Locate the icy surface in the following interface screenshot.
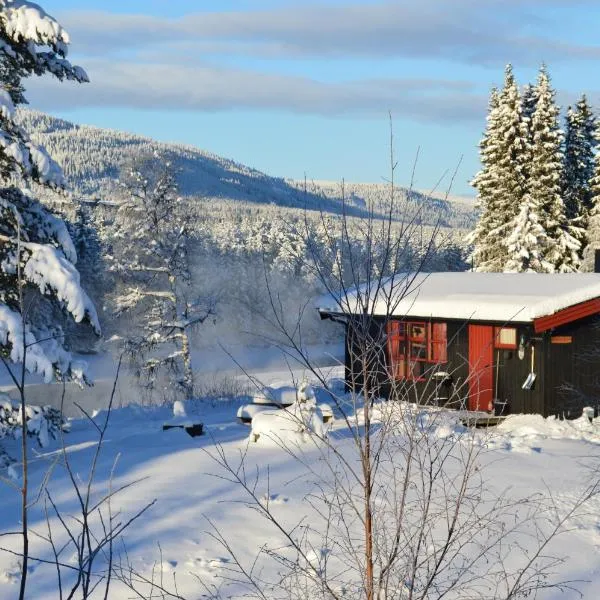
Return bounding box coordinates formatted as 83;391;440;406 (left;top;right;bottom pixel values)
318;272;600;323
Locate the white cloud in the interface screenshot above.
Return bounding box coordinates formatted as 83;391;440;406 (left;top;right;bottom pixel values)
25;59;486;122
34;1;595;120
59;2;600;65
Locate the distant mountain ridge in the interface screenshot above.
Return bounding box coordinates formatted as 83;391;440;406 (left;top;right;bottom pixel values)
17;109;475;228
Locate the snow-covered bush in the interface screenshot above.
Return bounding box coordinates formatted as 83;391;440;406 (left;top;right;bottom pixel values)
0;392;65;451
0;390;65;469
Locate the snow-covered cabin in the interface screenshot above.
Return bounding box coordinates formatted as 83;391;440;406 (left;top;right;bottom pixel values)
318;272;600;418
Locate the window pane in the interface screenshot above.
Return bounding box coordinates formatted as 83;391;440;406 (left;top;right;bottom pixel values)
495;327;517;348
410;323;426;341
410;342;427;360
387;321;407;380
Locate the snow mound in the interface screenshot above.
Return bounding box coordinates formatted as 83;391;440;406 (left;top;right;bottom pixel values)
251;403;325;446
496;414;600;443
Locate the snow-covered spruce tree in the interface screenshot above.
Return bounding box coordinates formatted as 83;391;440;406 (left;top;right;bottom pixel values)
62;200;106;351
562;95;596;259
521;82;538;125
0;2;99;382
467;87;502;270
108;155;216;402
583;121;600;270
505;193;553;272
528;66;581;272
469;65;529;271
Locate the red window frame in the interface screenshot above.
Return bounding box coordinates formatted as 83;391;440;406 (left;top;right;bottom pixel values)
408;322;427;362
386;321;407;380
494;327;517;349
386;320;448;381
431;323;448;362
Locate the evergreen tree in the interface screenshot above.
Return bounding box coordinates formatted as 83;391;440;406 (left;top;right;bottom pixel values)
470;65;529;271
520;83;538;183
521;83;538;123
528;66;581;272
0;2;99;381
582;121;600;271
563;96;596;218
562;95;596;260
505;194;552;272
63;200;106;351
467;88;500;270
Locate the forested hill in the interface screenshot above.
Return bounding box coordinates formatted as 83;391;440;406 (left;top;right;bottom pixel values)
17;109;475;228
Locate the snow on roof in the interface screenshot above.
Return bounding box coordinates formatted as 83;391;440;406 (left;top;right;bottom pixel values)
317;272;600;323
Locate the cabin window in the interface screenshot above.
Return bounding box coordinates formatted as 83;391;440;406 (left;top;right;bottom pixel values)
494;327;517;349
386;320;448;381
431;323;448;362
409;322;427;361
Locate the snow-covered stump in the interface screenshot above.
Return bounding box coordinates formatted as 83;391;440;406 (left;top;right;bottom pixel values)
162;400;204;438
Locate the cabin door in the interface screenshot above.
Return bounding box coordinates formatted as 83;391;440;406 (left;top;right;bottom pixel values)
468;325;494;411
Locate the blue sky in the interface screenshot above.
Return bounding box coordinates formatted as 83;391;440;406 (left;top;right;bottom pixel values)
26;1;600;196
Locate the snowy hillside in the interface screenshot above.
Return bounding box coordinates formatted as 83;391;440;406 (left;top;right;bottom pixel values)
17;110;475;227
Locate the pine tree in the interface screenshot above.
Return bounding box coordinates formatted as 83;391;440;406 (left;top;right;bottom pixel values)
521;83;538;184
582;121;600;270
528;66;581;272
468;88;501;270
563;96;596;217
505;193;552;272
469;65;529;271
522;83;538;124
0;2;99;382
562;95;596;260
108;155;216;402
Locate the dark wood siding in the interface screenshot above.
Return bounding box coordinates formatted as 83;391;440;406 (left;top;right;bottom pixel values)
342;313;600;418
543;315;600;418
494;325;544;416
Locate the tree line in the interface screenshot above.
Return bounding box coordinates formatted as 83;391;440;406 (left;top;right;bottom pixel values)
470;64;600;272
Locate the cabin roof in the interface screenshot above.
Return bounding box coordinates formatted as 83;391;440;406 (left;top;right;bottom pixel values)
317;272;600;325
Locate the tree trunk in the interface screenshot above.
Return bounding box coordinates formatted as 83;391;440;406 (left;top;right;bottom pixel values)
180;328;194;401
362;354;374;600
18;345;28;600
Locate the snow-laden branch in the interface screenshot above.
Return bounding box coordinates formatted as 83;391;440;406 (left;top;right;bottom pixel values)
0;1;89;82
22;243;100;333
114;288;177;314
0;303;53;381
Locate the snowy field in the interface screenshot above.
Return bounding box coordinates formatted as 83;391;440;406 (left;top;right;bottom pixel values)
1;360;600;599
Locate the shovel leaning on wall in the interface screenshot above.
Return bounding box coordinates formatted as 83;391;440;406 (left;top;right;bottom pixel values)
522;345;536;390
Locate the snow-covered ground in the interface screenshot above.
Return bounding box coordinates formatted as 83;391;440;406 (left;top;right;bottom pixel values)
1;362;600;599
